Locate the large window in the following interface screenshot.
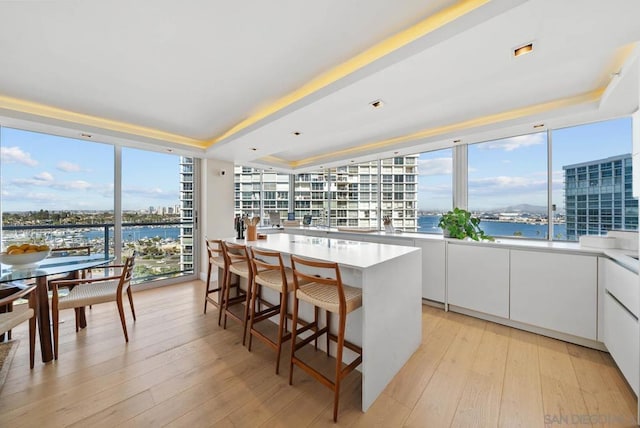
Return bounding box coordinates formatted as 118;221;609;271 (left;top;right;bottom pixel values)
468;132;549;239
553;117;635;241
235;166;290;226
417;148;452;234
1;127;197;283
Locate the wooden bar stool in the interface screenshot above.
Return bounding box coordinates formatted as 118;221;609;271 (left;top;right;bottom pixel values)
289;255;363;423
203;239;226;326
247;247;296;374
221;241;253;345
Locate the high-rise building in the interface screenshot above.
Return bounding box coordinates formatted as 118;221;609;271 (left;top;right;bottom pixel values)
179;157;195;272
563;154;638;241
234;155;419;231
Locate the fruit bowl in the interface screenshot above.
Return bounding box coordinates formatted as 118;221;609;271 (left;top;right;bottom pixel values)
0;248;51;269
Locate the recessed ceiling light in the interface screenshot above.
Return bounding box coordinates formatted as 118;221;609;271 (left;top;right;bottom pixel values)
369;99;384;108
393;151;399;155
166;149;173;153
533;123;545;128
453;139;462;143
293;131;302;136
513;42;533;57
80;133;92;138
251;147;257;151
350;160;355;163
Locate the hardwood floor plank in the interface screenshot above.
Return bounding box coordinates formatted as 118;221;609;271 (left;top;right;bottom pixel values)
404;314;486;427
498;328;545;428
450;321;510;428
1;281;636;428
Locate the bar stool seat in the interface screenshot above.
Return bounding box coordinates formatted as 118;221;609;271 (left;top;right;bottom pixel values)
297;282;362;314
255;267;294;291
289;255;363;423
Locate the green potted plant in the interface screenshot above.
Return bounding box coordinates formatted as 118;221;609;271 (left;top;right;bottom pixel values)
438;208;493;241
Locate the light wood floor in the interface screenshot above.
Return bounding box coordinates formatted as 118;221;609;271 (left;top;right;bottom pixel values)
1;280;637;427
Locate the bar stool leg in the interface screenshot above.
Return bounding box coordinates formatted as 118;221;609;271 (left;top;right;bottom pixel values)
241;277;253;346
289;294;300;385
247;280;259;352
222;269;233;329
333;309;347;423
275;289;287;374
217;266;226;326
203;259;212;314
326;310;331;357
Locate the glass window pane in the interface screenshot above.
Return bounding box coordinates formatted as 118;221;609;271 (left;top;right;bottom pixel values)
417;148;453;234
122;148;194;280
1;127;114;254
468;132;548;239
553;117;634;241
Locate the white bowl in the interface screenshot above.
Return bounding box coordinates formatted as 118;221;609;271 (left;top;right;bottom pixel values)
0;250;50;268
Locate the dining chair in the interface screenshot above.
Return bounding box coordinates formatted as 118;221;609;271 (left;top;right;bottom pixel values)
204;239;226;325
289;255;363;423
247;247;296;374
49;253;136;360
0;284;37;369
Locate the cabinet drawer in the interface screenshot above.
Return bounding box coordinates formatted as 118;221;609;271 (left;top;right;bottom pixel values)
604;292;639;395
603;258;639;317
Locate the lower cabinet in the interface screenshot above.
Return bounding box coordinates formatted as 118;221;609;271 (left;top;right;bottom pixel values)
604;292;639;395
415;240;446;302
447;244;509;318
510;250;597;340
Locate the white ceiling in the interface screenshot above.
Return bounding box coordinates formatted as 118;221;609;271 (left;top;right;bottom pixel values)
0;0;639;171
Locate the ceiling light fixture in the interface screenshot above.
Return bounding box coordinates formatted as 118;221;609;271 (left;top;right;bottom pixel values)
293;131;301;136
251;147;257;151
513;42;533;57
393;151;399;155
369;99;384;108
166;149;173;153
453;139;461;143
533;123;545;128
80;133;92;138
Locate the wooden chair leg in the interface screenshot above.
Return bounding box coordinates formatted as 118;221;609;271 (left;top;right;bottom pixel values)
333;311;347;423
29;308;36;369
204;261;212;314
241;278;253;346
127;287;136;321
275;291;287;375
247;280;259;352
326;310;331;357
217;267;226;327
222;269;232;329
289;295;300;386
53;302;59;360
74;308;80;332
116;297;129;342
314;306;319;351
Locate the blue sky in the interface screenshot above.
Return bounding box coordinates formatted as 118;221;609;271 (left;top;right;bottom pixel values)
418;117;633;212
1;117;633;213
1;127;180;212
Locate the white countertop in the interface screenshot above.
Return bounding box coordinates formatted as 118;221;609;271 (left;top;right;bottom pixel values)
282;226;639;273
231;233;419;269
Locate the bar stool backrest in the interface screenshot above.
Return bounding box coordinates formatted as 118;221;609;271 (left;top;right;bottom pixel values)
249;247;288;291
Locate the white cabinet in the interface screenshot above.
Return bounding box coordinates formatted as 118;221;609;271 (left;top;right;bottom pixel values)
604;293;639;395
510;250;597;340
447;244;509;318
414;240;446;302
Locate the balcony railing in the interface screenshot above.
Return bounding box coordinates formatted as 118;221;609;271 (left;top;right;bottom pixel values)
2;221;194;283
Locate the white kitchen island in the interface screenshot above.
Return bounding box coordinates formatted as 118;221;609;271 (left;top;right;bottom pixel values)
231;233;422;411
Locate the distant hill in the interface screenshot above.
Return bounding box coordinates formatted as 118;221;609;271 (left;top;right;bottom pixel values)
486;204;548;215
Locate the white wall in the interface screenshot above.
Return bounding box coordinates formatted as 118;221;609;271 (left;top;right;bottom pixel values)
200;158;235;280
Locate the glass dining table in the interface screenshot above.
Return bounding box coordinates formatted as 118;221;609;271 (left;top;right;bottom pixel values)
0;254;114;362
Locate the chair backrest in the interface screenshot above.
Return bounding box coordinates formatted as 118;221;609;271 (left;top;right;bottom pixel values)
290;255;346;310
221;241;250;267
250;247;287;290
0;284;37;334
50;245;91;257
206;239;224;260
117;253;136;294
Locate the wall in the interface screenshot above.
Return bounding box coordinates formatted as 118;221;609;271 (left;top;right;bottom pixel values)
200;158;235;280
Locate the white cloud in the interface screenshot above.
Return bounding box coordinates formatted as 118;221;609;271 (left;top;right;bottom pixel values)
35;172;54;182
418;157;452;176
123;186;178;200
59;180;92;190
477;133;545;152
56;161;83;172
469;175;547;195
0;146;38;166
